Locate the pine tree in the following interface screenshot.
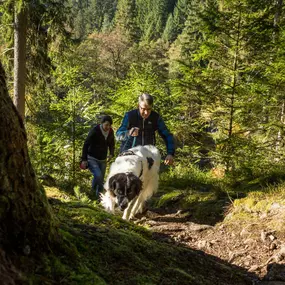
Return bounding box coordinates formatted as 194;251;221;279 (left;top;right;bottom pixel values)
136;0;173;41
167;0;212;163
266;0;285;156
114;0;140;42
69;0;117;37
0;0;71;120
13;1;28;120
169;0;285;171
27;51;103;187
163;0;191;42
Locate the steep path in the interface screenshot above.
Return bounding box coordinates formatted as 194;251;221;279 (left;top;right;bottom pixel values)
136;202;285;284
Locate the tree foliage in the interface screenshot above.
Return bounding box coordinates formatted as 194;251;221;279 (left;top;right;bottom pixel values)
1;0;285;187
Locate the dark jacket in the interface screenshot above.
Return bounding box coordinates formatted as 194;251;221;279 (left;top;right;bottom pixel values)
116;109;175;155
82;124;115;161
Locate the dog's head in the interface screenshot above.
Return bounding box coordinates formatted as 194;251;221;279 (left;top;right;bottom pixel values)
108;172;142;211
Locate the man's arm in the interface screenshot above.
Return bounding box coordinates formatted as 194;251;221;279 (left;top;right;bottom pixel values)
116;113;129;141
157;117;175;156
157;116;175;165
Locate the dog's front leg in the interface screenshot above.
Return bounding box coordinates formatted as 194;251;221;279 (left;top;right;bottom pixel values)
130;192;145;219
122;197;138;220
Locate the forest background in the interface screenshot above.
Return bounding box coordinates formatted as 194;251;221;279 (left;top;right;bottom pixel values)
1;0;285;193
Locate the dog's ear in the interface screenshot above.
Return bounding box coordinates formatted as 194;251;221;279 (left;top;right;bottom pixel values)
127;173;142;195
109;173;127;195
109;175;117;192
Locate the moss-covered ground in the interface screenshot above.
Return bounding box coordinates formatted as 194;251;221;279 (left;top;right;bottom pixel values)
15;185;256;285
14;162;285;284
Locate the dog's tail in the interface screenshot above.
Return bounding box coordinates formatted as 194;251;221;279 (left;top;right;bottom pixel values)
100;192;115;213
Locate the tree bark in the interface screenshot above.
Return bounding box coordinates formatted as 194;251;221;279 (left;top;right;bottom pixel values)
13;6;28;121
274;0;284;155
0;62;56;256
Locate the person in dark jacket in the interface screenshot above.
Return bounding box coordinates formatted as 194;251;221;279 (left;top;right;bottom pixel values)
116;93;174;165
81;115;115;199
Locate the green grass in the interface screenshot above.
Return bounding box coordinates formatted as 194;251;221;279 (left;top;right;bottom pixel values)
225;183;285;222
156;162;285;227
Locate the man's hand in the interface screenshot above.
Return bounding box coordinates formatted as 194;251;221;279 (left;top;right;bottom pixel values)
80;160;88;170
129;127;139;136
164;154;174;165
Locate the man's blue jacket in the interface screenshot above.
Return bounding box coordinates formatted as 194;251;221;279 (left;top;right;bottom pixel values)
116;109;175;155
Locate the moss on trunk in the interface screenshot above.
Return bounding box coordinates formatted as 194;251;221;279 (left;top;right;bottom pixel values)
0;62;57;254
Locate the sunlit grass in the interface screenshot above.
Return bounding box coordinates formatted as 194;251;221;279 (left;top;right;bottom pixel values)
157;162;285;227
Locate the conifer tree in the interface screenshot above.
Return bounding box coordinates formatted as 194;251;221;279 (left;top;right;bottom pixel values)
136;0;173;41
169;0;285;171
163;13;176;42
114;0;140;42
168;0;212;162
69;0;117;37
13;1;28;120
268;0;285;155
163;0;191;42
0;0;70;120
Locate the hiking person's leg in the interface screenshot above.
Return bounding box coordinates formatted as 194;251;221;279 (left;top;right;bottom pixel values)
87;156;104;200
96;160;107;200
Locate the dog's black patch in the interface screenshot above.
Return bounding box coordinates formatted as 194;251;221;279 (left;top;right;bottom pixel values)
146;157;154;169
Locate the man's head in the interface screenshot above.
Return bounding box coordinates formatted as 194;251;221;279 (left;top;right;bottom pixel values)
138;93;153;119
101;115;113;132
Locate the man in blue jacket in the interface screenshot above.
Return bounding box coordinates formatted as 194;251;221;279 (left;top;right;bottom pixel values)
116;93;174;165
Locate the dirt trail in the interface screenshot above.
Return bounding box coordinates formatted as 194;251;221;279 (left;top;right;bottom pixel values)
136;206;285;284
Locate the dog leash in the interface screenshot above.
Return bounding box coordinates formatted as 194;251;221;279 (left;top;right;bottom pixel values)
132;136;137;147
121;128;137;152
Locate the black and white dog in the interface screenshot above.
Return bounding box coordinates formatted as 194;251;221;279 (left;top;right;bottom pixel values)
101;145;161;221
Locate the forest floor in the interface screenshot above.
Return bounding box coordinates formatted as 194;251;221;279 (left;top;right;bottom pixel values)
38;181;285;285
135;188;285;284
40;185;257;285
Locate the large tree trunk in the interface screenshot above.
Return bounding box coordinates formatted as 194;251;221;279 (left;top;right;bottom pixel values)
13;5;28;121
0;62;56;281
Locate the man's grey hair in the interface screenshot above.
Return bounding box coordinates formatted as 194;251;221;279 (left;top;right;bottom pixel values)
138;93;153;106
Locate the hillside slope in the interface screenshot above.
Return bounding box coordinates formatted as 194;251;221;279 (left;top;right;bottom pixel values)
138;185;285;284
15;186;255;285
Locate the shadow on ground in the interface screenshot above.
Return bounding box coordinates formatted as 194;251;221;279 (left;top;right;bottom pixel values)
47;196;259;285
